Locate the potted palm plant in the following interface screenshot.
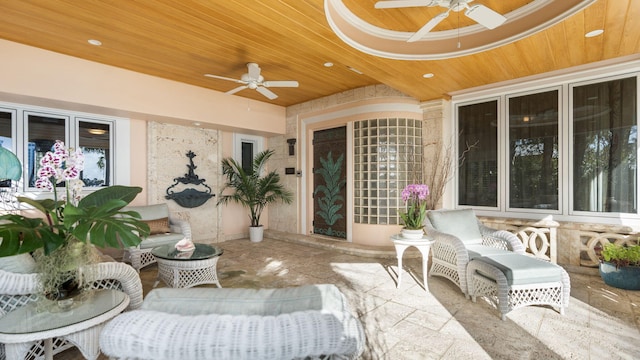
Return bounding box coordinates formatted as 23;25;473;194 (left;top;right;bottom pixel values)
217;149;293;242
596;242;640;290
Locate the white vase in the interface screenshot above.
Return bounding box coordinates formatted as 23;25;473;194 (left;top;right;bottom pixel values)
249;225;264;243
401;228;424;240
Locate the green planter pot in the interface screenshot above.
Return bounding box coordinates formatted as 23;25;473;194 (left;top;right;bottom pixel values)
599;261;640;290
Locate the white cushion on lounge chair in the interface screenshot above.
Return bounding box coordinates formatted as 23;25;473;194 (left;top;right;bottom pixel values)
427;209;483;244
474;253;563;286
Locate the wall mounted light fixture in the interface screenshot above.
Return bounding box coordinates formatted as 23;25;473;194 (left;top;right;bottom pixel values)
287;138;296;156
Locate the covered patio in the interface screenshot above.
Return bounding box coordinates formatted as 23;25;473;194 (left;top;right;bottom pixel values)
60;235;639;359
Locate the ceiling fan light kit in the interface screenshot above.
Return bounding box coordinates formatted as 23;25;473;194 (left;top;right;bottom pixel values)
205;62;299;100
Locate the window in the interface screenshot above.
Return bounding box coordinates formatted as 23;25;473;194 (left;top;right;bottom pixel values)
353;118;422;225
508;90;559;210
233;133;263;174
0;101;125;193
78;120;112;187
26;112;67;188
572;77;637;213
0;109;15;188
455;74;638;220
458;100;498;208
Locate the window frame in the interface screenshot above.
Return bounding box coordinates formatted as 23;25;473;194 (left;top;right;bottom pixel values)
452;64;640;225
504;86;563;216
568;73;639;219
0;101;129;196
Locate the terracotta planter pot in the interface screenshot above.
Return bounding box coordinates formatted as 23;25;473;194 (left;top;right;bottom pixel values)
599;261;640;290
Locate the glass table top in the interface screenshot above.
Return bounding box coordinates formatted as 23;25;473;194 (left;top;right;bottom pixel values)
151;243;223;261
0;289;127;335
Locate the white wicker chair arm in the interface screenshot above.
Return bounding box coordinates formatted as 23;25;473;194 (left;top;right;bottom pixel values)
0;269;39;296
478;224;526;254
169;218;192;241
82;262;143;310
100;309;365;360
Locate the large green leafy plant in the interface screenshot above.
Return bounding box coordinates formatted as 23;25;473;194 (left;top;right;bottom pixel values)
217;149;293;227
0;141;149;257
598;242;640;268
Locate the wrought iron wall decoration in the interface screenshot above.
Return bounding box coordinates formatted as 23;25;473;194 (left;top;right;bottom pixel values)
165;150;214;208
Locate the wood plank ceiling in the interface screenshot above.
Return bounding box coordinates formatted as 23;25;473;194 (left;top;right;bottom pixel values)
0;0;638;107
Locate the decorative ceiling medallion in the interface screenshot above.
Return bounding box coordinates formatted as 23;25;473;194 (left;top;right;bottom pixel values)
325;0;596;60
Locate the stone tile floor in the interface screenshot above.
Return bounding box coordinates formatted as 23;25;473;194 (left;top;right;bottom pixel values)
60;237;640;359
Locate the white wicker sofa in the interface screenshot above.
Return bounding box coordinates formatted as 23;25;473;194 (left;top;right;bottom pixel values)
0;252;142;360
122;203;191;271
100;284;365;360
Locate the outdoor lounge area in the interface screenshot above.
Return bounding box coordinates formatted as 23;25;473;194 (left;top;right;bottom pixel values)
1;1;640;359
49;235;639;360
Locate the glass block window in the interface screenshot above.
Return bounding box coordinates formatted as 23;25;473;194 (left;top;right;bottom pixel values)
353;118;423;225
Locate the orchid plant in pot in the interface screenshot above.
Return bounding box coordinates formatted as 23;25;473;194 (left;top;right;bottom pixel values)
399;184;429;239
0;141;149;302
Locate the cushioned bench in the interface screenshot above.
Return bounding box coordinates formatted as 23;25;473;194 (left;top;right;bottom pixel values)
122;203;191;271
99;284;365;360
467;253;570;320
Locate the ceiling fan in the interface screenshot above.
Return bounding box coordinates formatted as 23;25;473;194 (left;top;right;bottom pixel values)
205;62;299;100
375;0;507;43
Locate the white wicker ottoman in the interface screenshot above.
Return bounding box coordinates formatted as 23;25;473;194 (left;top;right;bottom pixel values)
467;253;570;320
100;284;365;360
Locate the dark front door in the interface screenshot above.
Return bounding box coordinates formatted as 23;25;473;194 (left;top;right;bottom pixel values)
313;126;347;239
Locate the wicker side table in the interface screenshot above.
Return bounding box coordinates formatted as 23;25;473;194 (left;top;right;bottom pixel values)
151;243;224;288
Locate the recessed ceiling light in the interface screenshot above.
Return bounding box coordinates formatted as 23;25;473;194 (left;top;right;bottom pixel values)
423;73;434;78
88;39;102;46
585;29;604;38
324;62;334;67
193;122;201;126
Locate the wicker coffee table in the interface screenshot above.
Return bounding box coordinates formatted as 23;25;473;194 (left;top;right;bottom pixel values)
151;243;223;288
0;289;129;360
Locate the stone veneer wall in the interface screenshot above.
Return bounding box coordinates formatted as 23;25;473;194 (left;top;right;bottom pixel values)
147;122;221;243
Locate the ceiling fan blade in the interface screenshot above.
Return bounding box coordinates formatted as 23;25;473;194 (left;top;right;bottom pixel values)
407;11;449;42
226;85;248;95
374;0;437;9
247;62;261;80
256;86;278;100
204;74;244;83
263;80;299;88
465;4;506;29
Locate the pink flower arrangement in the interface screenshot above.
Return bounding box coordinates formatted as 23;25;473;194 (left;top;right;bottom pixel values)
36;140;84;204
400;184;430;230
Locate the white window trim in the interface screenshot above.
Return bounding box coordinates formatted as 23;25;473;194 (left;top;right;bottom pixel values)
451;60;640;227
233;133;264;165
0;101;131;196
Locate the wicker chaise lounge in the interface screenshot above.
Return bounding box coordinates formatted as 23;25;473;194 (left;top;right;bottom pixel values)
426;209;570;320
100;284;365;360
